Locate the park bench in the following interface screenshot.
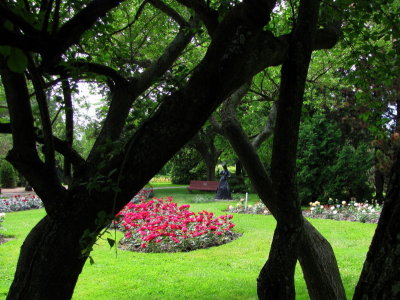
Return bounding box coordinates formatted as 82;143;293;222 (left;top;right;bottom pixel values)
187;180;219;192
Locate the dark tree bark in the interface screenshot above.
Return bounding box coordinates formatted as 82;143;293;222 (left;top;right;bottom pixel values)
257;0;322;298
353;147;400;299
61;76;73;185
374;155;385;205
189;128;221;181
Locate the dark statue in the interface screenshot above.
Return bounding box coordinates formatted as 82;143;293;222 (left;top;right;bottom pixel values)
215;163;232;200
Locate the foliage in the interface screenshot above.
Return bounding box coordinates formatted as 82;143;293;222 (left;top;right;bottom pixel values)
297;113;374;205
116;197;237;253
0;160;17;188
170;147;207;184
0;194;43;213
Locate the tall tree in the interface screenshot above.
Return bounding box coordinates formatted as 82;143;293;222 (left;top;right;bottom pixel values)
0;1;340;299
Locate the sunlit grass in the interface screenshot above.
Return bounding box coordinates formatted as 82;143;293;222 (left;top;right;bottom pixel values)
0;189;376;299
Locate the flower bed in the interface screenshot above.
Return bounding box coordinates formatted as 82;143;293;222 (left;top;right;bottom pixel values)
303;200;381;223
116;197;240;253
0;194;44;213
0;212;4;230
0;212;5;244
226;199;382;223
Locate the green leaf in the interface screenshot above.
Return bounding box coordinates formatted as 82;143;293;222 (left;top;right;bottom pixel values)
7;48;28;73
107;238;115;248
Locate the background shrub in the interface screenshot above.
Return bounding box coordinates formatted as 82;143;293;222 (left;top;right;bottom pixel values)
0;160;17;188
170;147;207;184
297;113;374;204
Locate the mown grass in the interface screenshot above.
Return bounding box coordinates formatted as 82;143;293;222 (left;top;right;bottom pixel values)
0;188;376;299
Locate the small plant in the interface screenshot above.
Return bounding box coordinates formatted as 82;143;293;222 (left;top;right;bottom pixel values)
116;197;239;253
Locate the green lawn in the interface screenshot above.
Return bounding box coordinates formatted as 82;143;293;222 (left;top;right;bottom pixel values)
0;189;376;299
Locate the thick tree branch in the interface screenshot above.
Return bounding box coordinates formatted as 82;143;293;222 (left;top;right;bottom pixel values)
50;61;128;86
42;0;126;66
87;18;198;164
0;28;46;52
0;65;67;215
0;2;41;36
175;0;218;35
0;122;86;173
252;101;277;149
208;116;223;134
28;59;57;173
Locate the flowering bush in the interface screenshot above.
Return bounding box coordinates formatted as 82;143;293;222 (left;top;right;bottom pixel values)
226;199;271;215
0;194;43;212
304;200;382;223
116;197;239;253
226;198;382;223
131;187;154;203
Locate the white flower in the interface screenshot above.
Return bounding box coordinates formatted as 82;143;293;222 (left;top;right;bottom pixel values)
354;203;359;207
310;207;315;211
0;213;5;217
333;210;337;214
320;205;324;209
330;206;335;210
336;204;340;208
342;201;347;205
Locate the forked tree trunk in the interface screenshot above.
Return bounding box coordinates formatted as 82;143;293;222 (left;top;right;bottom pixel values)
257;220;304;299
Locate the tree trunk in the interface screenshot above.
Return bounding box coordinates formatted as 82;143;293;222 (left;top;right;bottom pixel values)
205;157;217;181
374;166;384;205
299;221;346;300
62;77;73;186
258;220;303;300
235;159;243;176
6;215;89;300
353;149;400;299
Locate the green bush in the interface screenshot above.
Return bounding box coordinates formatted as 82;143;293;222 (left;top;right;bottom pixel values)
0;160;17;188
229;175;255;193
170;147;207;184
297;113;373;205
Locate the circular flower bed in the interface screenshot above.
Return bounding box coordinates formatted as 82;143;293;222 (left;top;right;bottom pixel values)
116;197;240;253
